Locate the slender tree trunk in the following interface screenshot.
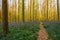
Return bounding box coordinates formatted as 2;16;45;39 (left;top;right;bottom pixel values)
22;0;25;25
2;0;8;35
47;0;48;21
13;0;16;23
33;0;34;21
18;0;20;22
34;0;37;21
57;0;59;21
30;0;31;21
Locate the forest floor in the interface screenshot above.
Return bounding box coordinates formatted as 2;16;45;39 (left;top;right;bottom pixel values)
37;22;52;40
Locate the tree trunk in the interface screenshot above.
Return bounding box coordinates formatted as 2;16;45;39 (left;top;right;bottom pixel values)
47;0;48;21
30;0;31;21
22;0;25;25
33;0;34;21
2;0;8;35
57;0;59;21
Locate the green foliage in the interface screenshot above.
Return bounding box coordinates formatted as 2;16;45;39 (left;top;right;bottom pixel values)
44;21;60;40
0;22;40;40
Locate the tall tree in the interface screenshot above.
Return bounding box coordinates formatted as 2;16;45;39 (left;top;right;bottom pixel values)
18;0;21;21
33;0;35;21
22;0;25;25
47;0;48;20
29;0;32;21
30;0;31;21
2;0;8;35
0;9;2;24
34;0;38;21
18;0;20;21
57;0;59;21
12;0;16;22
30;0;33;21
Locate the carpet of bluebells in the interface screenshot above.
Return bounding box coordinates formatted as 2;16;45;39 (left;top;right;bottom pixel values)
0;21;60;40
0;21;40;40
43;21;60;40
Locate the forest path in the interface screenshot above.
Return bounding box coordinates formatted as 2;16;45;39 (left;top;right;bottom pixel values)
37;22;52;40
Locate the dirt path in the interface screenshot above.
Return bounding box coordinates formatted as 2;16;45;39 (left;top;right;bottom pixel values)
37;22;52;40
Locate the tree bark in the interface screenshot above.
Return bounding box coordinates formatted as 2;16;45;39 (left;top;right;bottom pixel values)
47;0;48;21
57;0;59;21
33;0;34;21
2;0;8;35
30;0;31;21
22;0;25;25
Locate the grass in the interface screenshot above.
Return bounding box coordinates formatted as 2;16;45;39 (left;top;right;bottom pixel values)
43;21;60;40
0;21;40;40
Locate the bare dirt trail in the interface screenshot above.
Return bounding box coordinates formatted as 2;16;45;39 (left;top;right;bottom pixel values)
37;22;52;40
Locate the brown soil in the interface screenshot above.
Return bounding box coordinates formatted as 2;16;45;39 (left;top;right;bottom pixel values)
37;22;52;40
